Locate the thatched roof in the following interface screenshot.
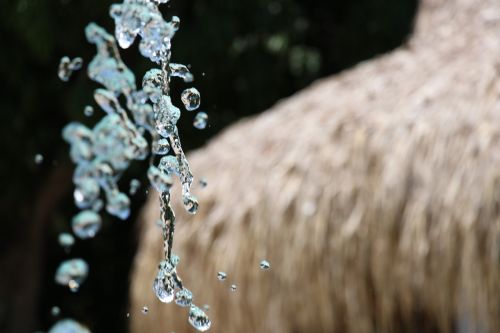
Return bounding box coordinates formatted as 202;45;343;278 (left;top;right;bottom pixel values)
130;0;500;332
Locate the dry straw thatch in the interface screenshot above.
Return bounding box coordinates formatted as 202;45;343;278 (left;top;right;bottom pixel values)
130;0;500;332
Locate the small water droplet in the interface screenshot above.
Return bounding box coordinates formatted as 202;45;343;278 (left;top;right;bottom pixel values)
51;306;61;317
217;271;227;281
193;112;208;130
188;305;211;332
199;178;207;188
181;88;201;111
68;280;80;292
230;284;237;292
259;260;271;270
48;319;90;333
72;210;102;239
58;56;82;81
183;193;199;214
84;106;94;117
58;233;75;252
141;306;149;315
202;304;210;312
129;179;141;195
34;154;44;165
126;312;130;318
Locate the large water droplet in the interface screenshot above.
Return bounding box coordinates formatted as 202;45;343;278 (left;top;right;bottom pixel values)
175;288;193;307
259;260;270;270
48;319;90;333
181;88;201;111
55;259;89;291
72;210;102;239
188;305;211;332
193;112;208;130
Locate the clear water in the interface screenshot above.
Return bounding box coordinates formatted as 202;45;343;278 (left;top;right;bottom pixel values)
61;0;210;330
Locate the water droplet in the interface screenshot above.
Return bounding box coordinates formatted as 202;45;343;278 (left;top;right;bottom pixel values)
69;57;83;71
48;319;90;333
199;178;208;188
126;312;130;318
188;305;211;332
217;271;227;281
51;306;61;317
154;95;181;137
203;304;210;312
55;259;89;291
106;192;131;220
72;210;102;239
142;69;163;104
182;193;199;214
193;112;208;130
171;16;180;31
181;88;201;111
175;288;193;307
148;165;173;193
58;233;75;251
141;306;149;315
58;56;82;81
84;106;94;117
68;280;80;292
230;284;237;292
259;260;271;270
152;138;170;155
58;56;71;81
129;179;141;195
170;63;193;82
153;261;176;303
34;154;44;164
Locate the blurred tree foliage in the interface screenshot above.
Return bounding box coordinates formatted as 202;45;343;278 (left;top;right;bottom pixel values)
0;0;417;332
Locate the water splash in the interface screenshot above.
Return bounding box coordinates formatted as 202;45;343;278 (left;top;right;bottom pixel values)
61;0;210;329
54;259;89;292
48;319;90;333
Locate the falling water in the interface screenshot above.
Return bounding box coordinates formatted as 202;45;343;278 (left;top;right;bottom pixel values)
59;0;210;330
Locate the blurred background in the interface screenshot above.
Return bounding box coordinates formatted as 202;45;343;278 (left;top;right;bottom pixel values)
0;0;418;332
